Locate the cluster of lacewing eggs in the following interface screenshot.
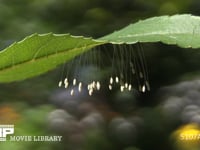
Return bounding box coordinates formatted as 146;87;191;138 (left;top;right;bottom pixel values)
57;44;150;96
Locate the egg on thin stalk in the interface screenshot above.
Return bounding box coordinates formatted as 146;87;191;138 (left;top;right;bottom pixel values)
57;44;150;96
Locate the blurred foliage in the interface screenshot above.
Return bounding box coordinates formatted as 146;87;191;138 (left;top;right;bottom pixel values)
1;0;200;150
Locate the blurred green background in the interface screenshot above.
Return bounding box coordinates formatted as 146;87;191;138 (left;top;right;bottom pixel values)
1;0;200;150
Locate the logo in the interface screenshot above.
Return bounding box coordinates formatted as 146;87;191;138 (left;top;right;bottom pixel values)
0;124;62;142
0;125;14;141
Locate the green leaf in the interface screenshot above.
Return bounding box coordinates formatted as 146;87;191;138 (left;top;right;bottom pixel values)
1;14;200;83
100;14;200;48
0;33;104;82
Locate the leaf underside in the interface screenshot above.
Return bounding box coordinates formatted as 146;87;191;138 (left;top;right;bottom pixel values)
0;33;103;82
100;14;200;48
1;14;200;83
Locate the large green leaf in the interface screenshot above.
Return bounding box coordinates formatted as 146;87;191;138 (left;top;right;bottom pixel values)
100;14;200;48
1;14;200;83
0;33;104;82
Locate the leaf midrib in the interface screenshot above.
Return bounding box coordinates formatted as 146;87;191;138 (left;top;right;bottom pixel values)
118;32;200;38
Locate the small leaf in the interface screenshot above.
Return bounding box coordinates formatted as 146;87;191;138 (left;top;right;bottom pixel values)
0;33;104;82
100;14;200;48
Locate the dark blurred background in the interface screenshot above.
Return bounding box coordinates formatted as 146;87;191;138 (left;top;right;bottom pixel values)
1;0;200;150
